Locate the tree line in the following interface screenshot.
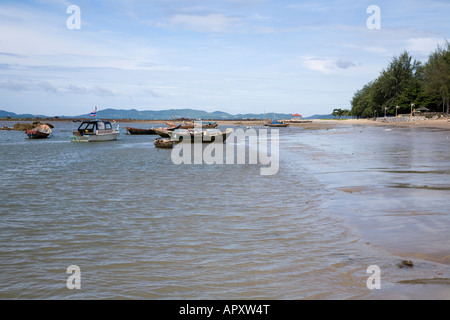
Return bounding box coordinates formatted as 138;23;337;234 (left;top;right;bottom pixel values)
348;41;450;118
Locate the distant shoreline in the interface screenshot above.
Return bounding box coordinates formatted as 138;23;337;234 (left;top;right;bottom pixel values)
2;117;450;129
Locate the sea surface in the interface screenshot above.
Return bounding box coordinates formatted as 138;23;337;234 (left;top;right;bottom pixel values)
0;120;449;300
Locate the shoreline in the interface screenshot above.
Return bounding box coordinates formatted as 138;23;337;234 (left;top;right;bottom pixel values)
2;117;450;129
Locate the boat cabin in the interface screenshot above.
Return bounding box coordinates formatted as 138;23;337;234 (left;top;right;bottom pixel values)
74;120;114;136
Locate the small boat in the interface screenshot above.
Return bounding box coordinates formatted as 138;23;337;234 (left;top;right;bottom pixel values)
196;121;219;129
263;120;289;127
153;125;181;138
125;127;157;135
70;120;120;142
169;128;233;143
166;121;194;129
166;121;218;129
154;138;174;149
26;124;52;139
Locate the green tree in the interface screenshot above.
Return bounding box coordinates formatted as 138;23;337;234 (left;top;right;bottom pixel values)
351;51;427;117
424;41;450;114
332;108;350;119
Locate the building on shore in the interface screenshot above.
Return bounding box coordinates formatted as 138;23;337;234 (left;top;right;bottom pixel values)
283;113;312;124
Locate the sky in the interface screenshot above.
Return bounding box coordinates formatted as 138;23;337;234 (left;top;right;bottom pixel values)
0;0;449;117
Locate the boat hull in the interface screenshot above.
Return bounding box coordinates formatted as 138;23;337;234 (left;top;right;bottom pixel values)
263;123;289;127
126;127;157;135
166;121;218;129
153;125;181;138
70;132;119;142
170;129;232;143
26;131;50;139
26;124;52;139
153;128;172;138
154;138;174;148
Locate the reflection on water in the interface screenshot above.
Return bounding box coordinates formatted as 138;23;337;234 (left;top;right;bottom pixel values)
0;121;449;299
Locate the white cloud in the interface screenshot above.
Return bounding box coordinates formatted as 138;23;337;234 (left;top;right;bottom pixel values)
303;56;335;74
302;56;357;74
0;79;115;96
406;37;447;55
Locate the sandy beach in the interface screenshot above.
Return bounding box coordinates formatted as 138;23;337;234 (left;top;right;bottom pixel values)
217;118;450;129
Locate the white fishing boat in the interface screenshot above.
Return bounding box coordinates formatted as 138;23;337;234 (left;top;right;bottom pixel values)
70;120;120;142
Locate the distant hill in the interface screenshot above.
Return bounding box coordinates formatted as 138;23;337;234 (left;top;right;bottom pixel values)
0;108;333;120
74;108;295;120
0;110;48;119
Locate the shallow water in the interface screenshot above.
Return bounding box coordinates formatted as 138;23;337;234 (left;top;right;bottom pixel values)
0;121;449;299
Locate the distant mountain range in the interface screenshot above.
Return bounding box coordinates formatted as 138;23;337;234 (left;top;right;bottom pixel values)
0;108;335;120
0;110;49;119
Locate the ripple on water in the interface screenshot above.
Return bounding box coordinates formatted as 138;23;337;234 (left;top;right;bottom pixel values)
1;122;449;299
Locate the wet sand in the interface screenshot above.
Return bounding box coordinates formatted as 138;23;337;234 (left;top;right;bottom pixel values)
225;118;450;129
291;122;450;299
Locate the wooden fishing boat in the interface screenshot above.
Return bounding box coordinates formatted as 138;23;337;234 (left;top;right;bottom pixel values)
125;127;157;135
166;121;218;129
70;120;120;142
26;124;52;139
263;121;289;127
166;121;194;129
153;124;181;138
169;128;233;143
198;121;219;129
154;138;174;149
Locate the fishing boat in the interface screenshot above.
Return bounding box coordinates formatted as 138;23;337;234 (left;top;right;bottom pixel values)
165;121;194;129
166;121;218;129
26;124;52;139
153;124;181;138
125;127;157;135
196;121;219;129
263;120;289;127
154;138;174;149
169;128;233;143
70;120;120;142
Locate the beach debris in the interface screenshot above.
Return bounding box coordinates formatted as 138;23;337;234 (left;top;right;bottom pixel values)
397;260;414;269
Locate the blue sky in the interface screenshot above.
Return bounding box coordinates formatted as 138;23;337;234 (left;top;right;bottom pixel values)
0;0;449;117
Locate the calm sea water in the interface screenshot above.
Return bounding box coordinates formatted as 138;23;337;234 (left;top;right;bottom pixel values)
0;121;449;300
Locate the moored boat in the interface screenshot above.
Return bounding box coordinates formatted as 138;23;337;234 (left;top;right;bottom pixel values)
195;121;219;129
125;127;157;135
166;121;194;129
166;121;218;129
263;120;289;127
154;138;174;148
153;124;181;138
70;120;120;142
169;128;233;143
26;124;52;139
